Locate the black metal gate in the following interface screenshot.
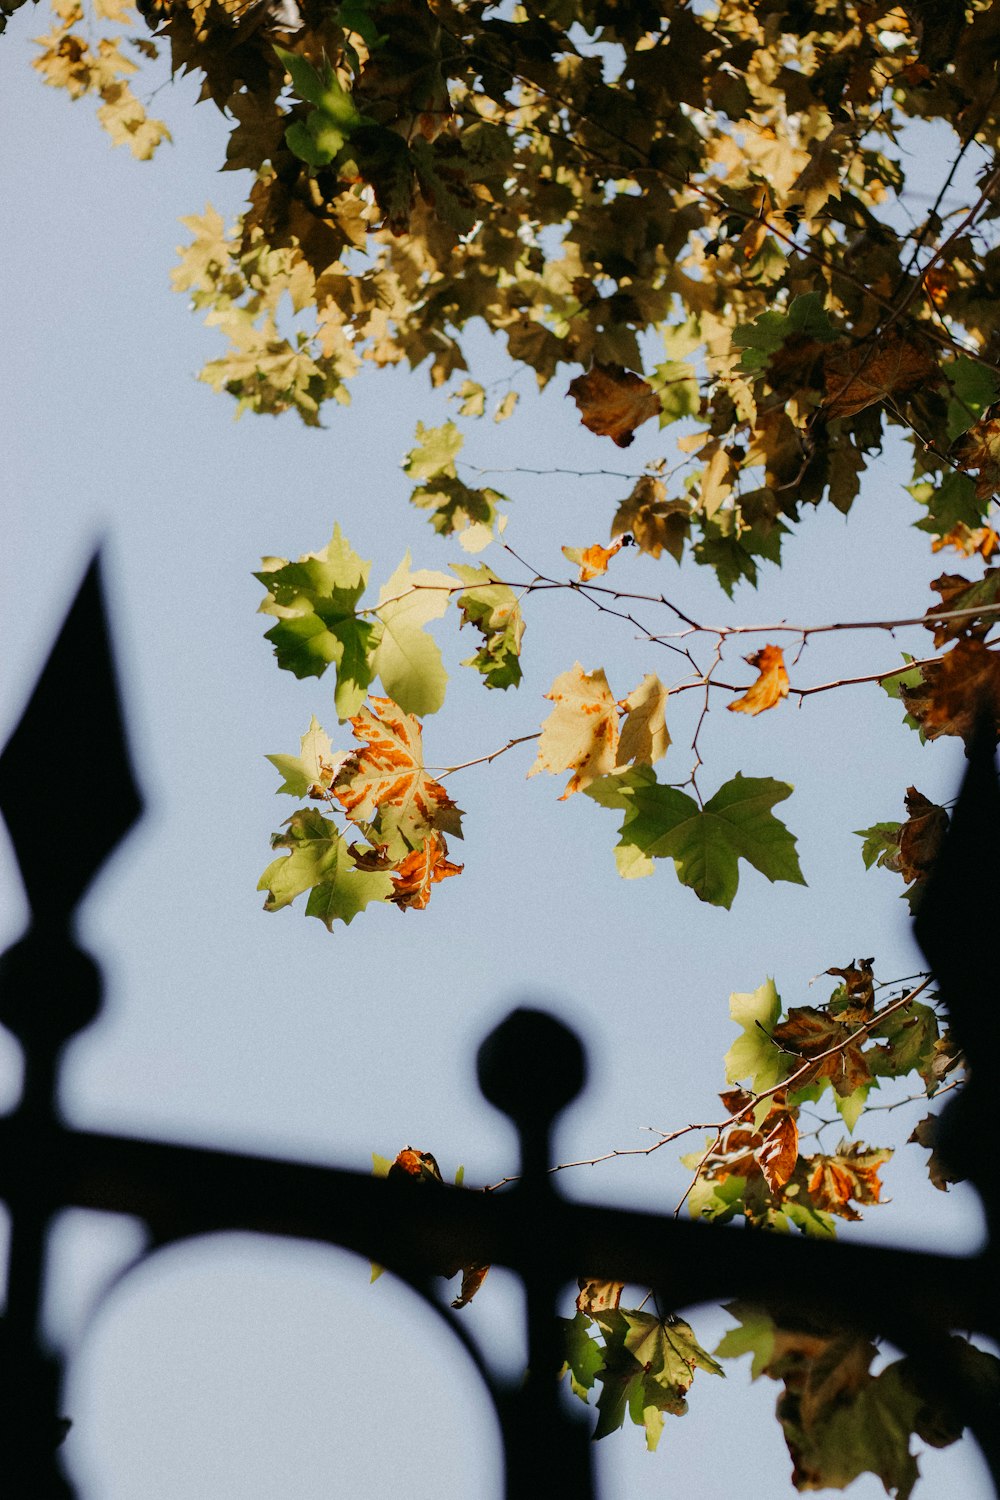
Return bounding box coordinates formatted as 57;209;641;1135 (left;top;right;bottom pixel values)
1;553;998;1497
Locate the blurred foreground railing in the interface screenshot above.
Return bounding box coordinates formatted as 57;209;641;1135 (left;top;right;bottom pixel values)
1;554;998;1497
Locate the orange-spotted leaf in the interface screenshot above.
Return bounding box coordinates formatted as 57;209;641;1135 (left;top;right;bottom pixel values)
727;645;789;716
617;673;670;767
389;1146;444;1184
389;832;463;910
823;334;937;419
576;1278;625;1315
803;1144;891;1220
562;539;623;581
568;363;661;447
528;663;619;798
333;696;463;857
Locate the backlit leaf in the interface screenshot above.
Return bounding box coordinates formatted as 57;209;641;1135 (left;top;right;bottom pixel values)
528;664;619;798
371;553;452;717
727;645;789;716
258;808;394;929
568;364;661;447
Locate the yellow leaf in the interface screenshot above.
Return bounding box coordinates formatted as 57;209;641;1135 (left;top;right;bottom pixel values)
617;674;670;767
528;663;619;798
561;539;622;581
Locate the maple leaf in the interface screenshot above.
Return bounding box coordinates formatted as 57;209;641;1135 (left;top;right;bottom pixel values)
576;1279;624;1316
257;808;394;929
255;525;377;718
950;403;1000;501
727;644;789;716
823;333;937;419
923;568;1000;646
591;1309;723;1451
908;1114;961;1192
452;564;525;689
900;638;1000;743
568;363;661;447
332;697;463;858
266;715;347;799
724;978;791;1096
894;787;948;883
560;1312;606;1404
802;1142;891;1219
371;552;452;717
528;664;619;799
931;524;1000;560
770;1006;871;1098
855;821;902;872
586;768;805;908
384;1146;489;1303
758;1111;799;1193
389;832;463;910
561;540;623;582
610;476;690;562
616;674;670;769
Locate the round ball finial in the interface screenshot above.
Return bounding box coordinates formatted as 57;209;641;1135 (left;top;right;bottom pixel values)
477;1007;587;1129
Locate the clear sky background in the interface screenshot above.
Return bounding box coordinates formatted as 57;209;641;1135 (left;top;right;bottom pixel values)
1;10;995;1497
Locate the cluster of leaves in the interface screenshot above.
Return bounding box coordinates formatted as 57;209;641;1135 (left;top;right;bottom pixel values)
256;521;812;925
25;0;999;591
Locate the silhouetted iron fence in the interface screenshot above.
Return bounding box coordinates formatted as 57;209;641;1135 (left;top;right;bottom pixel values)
1;555;998;1496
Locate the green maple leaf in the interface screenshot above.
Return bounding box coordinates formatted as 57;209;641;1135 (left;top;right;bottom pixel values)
724;977;790;1094
266;715;342;797
403;420;464;481
371;553;452;716
592;1309;723;1451
715;1303;778;1379
586;767;805;908
855;822;901;870
258;808;393;929
452;563;525;688
559;1312;605;1403
256;525;378;718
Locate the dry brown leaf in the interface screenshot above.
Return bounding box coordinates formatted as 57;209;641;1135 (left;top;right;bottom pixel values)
758;1112;799;1193
823;333;937;418
803;1145;890;1220
611;475;690;560
770;1008;871;1097
451;1263;490;1308
900;638;1000;743
568;362;661;447
950;405;1000;501
727;644;789;715
895;788;948;883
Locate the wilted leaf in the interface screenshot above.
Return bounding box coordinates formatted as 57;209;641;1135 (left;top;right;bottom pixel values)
389;831;463;910
908;1113;962;1192
900;639;1000;743
529;663;619;798
802;1142;891;1220
562;539;623;581
333;697;463;858
451;1263;490;1308
823;334;937;419
568;363;661;447
771;1007;871;1097
616;674;670;768
923;568;1000;646
727;644;789;716
611;476;690;561
950;403;1000;501
895;787;948;883
758;1111;799;1192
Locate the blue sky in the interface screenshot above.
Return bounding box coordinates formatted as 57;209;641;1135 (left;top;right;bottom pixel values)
1;12;995;1497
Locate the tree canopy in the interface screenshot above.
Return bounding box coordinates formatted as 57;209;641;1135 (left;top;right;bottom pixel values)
13;0;1000;1491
